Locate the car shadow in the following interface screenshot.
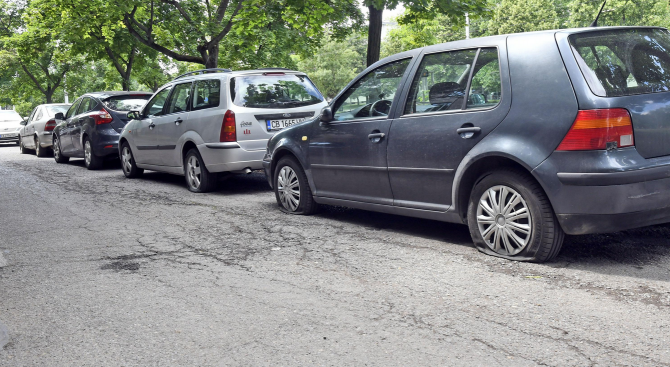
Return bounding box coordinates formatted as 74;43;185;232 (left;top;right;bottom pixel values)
138;170;273;195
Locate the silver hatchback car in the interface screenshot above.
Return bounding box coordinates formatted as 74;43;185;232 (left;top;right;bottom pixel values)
119;68;328;192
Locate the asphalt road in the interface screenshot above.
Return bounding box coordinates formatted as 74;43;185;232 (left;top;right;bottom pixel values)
0;143;669;366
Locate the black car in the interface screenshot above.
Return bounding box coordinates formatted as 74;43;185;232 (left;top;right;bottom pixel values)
53;92;152;169
264;26;670;263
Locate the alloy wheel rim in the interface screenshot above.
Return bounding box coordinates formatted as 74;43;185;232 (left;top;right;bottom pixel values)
84;141;91;165
476;185;532;256
186;155;201;189
35;138;39;154
122;147;132;174
277;166;300;211
54;137;59;158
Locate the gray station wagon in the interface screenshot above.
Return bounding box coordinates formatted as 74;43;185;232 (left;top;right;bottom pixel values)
263;26;670;262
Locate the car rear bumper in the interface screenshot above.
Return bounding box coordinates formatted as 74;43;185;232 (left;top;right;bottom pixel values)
263;159;273;188
91;128;120;157
37;132;53;148
534;148;670;235
198;142;265;173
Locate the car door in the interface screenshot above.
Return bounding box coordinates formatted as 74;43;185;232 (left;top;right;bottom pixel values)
154;81;192;167
71;97;93;153
133;86;173;165
59;99;82;153
386;46;511;211
308;58;413;205
22;107;38;147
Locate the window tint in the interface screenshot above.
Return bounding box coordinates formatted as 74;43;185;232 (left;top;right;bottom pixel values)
167;83;192;114
230;74;323;108
333;58;411;121
76;98;93;115
66;99;81;119
570;29;670;97
143;87;173;117
46;105;69;118
404;49;477;115
466;48;501;110
192;80;220;111
103;95;151;112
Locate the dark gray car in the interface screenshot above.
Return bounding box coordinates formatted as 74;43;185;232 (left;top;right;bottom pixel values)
263;26;670;262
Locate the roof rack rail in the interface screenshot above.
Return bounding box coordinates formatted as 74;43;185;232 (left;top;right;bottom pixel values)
258;67;292;71
173;68;232;80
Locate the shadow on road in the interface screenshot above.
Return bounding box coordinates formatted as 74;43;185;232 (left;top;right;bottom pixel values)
138;170;272;195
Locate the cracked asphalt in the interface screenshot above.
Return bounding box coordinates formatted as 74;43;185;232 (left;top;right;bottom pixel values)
0;144;670;366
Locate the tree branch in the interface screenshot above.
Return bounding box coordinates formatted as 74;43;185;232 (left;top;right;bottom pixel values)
123;14;205;64
211;0;243;44
215;0;231;24
160;0;195;25
18;61;47;95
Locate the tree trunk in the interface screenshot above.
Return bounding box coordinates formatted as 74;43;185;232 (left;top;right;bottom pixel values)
122;78;131;91
366;4;384;67
45;89;53;104
205;44;219;69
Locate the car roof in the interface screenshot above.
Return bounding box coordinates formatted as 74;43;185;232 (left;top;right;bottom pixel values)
171;68;306;83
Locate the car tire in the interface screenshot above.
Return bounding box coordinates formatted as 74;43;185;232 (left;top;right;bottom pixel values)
467;169;564;263
184;148;216;193
53;135;69;163
120;142;143;178
84;137;103;170
34;136;48;157
273;156;318;215
19;137;28;154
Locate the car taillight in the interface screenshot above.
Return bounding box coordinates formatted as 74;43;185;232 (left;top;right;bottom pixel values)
220;110;236;142
92;109;114;125
556;108;634;151
44;119;57;132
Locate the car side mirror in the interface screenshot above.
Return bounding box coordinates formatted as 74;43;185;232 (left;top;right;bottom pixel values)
127;111;141;120
20;120;27;126
54;112;64;120
320;107;333;124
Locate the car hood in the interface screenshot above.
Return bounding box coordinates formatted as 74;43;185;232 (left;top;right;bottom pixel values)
0;121;22;132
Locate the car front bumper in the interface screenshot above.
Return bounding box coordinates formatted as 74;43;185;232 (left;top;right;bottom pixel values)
0;133;19;143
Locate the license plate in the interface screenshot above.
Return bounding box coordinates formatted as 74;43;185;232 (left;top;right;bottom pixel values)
0;133;16;138
266;118;306;131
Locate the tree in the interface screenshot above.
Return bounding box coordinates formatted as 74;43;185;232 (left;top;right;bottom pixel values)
488;0;560;35
566;0;670;29
120;0;363;69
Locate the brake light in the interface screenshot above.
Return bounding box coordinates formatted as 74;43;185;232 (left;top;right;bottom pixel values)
556;109;634;151
263;72;285;76
92;109;114;125
44;119;57;132
220;110;237;142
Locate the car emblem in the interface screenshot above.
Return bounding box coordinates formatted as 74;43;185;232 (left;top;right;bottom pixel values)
283;113;291;118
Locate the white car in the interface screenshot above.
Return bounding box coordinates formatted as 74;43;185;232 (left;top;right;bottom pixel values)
0;110;24;145
19;103;70;156
119;68;328;192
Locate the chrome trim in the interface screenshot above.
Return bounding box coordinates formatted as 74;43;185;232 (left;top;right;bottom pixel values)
388;167;454;173
205;142;241;149
310;164;386;172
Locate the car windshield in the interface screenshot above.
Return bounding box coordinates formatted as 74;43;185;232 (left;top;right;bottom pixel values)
230;74;324;108
0;110;22;122
570;28;670;97
103;95;151;111
45;105;70;118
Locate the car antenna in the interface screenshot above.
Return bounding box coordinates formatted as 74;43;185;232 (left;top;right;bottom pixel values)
589;1;607;27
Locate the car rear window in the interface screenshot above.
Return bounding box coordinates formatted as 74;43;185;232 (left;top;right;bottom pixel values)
45;105;69;118
103;95;151;111
0;110;22;122
570;28;670;97
230;74;324;108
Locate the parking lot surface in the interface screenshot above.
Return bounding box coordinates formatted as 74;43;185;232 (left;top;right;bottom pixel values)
0;144;669;366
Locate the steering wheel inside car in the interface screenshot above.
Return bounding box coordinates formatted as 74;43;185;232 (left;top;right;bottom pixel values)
370;99;392;117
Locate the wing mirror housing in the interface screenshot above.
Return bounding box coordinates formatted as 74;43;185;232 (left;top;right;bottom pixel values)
320;107;333;124
127;111;141;120
20;120;27;126
54;112;64;120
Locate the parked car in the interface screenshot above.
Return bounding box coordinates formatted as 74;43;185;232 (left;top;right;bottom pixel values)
264;26;670;262
0;110;24;145
19;103;71;156
52;92;152;169
119;68;328;192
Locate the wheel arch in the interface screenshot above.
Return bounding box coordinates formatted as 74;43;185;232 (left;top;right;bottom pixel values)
181;140;199;163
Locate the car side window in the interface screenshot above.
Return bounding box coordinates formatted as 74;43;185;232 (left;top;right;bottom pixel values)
404;49;478;115
166;82;192;114
466;48;502;110
192;80;220;111
66;99;81;119
76;97;91;115
143;87;173;118
332;58;411;121
27;107;38;123
34;108;43;121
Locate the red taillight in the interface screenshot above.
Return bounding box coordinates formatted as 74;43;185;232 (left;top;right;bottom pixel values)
220;110;237;142
556;109;634;151
263;72;285;76
44;119;57;132
92;109;114;125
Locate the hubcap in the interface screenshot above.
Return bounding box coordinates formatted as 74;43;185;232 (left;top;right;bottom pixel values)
186;155;201;189
277;166;300;211
54;137;59;158
122;147;132;174
476;185;532;256
85;141;91;165
35;138;39;154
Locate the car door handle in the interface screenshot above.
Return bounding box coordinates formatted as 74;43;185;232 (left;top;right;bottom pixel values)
149;122;156;129
368;132;385;143
174;118;183;125
456;127;481;134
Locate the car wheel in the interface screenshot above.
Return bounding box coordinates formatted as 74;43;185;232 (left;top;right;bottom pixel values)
84;137;103;170
274;156;318;215
19;137;28;154
34;136;48;157
467;169;564;263
53;135;69;163
184;148;216;193
121;142;143;178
